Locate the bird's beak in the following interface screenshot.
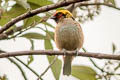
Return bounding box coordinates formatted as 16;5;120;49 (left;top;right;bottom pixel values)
50;16;56;20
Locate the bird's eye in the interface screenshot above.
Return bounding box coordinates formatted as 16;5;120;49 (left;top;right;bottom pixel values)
53;12;61;17
55;12;63;19
56;12;62;16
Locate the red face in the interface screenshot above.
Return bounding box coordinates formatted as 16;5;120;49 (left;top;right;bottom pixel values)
51;12;65;23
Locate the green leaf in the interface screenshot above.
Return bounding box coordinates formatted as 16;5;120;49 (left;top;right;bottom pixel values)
36;27;54;40
72;65;97;80
42;22;55;29
28;2;41;9
44;39;53;49
112;43;116;53
2;2;9;11
0;1;2;4
47;56;62;80
44;40;62;80
28;0;53;7
29;39;34;50
109;0;116;5
0;0;46;26
20;32;46;39
46;31;54;40
0;4;26;26
15;0;31;9
27;39;34;65
27;55;34;65
24;16;41;28
0;75;8;80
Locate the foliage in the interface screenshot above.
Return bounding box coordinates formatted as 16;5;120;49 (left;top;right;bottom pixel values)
0;75;8;80
72;66;97;80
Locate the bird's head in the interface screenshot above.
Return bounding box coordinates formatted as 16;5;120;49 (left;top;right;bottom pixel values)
51;10;74;23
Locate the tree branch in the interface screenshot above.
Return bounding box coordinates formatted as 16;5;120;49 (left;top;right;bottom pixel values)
0;27;22;40
0;50;120;60
0;0;88;34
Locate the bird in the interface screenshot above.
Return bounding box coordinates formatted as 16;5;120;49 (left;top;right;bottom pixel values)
51;10;84;76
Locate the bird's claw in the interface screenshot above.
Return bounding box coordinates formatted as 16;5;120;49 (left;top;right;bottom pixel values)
75;49;79;57
62;49;67;56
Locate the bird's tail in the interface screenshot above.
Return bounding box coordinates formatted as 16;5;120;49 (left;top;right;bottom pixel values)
63;56;72;76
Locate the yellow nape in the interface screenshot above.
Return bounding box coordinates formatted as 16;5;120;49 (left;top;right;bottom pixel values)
56;10;73;17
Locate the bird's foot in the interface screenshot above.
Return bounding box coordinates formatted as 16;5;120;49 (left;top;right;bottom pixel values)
62;49;67;56
75;48;79;57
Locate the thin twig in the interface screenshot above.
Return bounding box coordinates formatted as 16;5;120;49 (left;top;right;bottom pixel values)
35;27;54;40
89;58;104;72
0;50;28;80
7;20;37;39
37;56;58;80
76;2;120;10
8;58;28;80
14;57;43;80
0;27;22;40
8;25;33;39
82;48;104;72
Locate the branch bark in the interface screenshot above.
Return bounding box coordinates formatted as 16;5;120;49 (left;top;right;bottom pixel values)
0;0;88;34
0;50;120;60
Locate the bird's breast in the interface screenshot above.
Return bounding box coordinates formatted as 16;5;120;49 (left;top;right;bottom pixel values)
55;19;83;50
